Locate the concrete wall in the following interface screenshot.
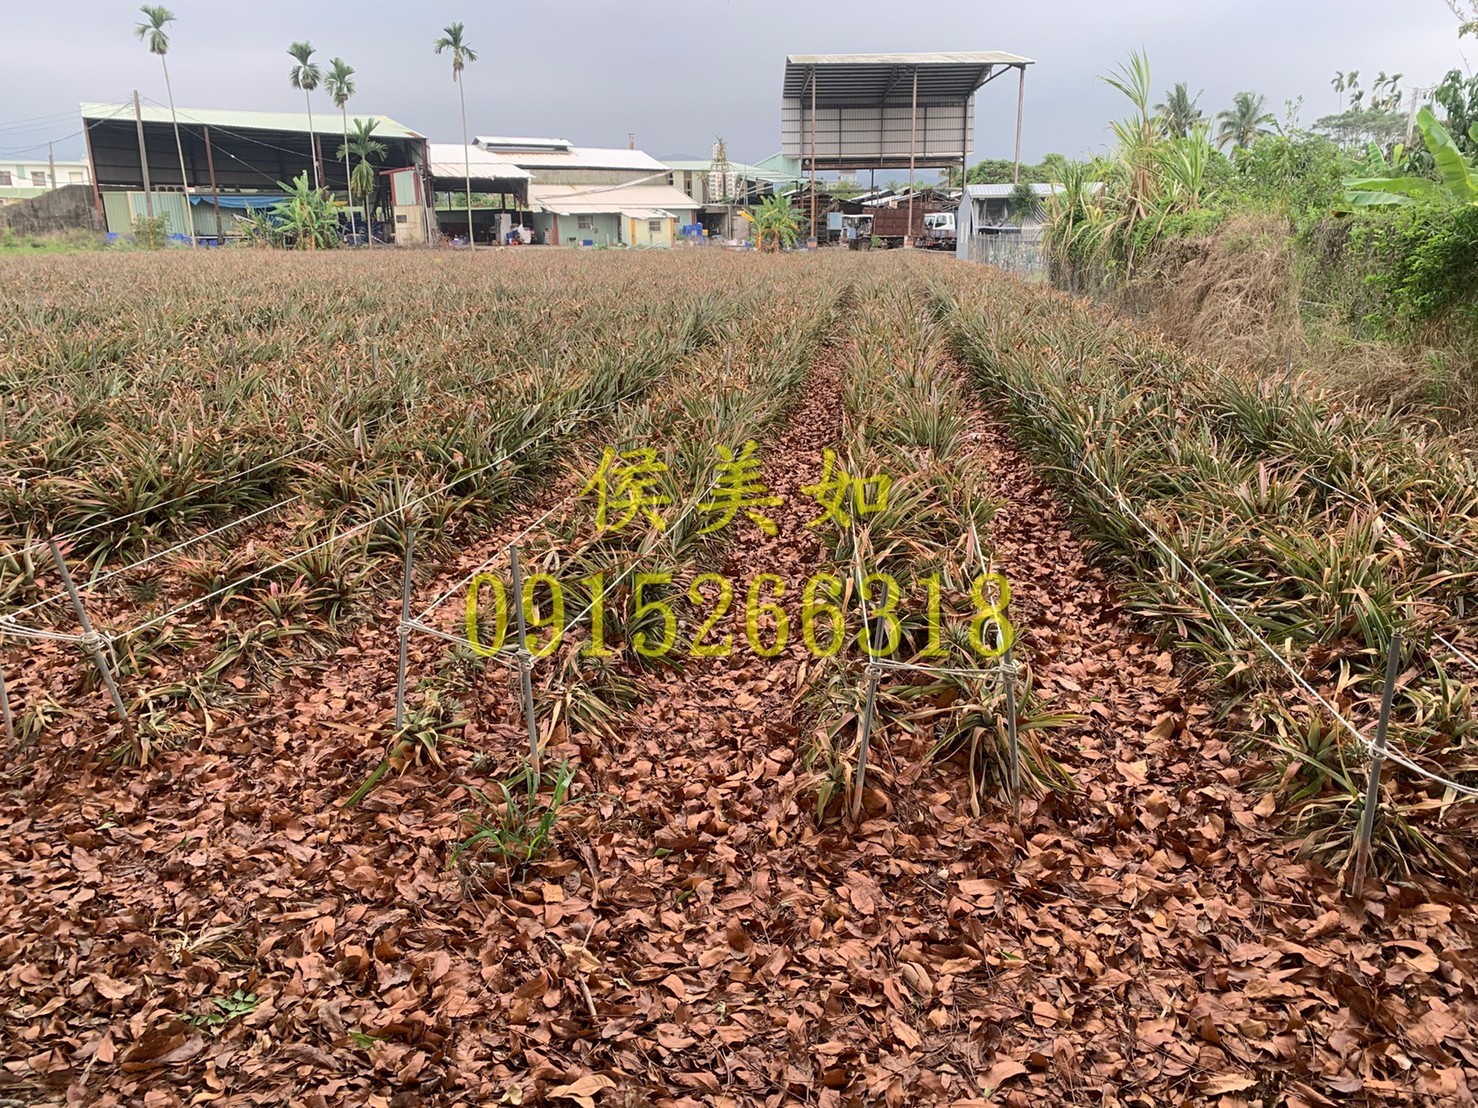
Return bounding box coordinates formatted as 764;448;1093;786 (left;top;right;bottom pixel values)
0;185;97;236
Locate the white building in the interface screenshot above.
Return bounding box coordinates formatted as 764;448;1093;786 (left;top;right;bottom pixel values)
0;158;90;203
472;136;699;247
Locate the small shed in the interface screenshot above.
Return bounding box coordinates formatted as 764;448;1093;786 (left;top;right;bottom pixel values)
426;143;531;244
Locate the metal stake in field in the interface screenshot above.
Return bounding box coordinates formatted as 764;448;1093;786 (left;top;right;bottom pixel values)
46;540;130;735
1352;629;1403;894
851;578;889;822
0;644;15;747
508;542;540;772
394;526;416;731
1003;643;1021;822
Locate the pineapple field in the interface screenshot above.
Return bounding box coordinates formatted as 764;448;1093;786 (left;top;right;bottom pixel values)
1;249;1476;1106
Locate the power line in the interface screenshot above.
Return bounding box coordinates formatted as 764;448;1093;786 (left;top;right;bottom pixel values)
0;131;83;157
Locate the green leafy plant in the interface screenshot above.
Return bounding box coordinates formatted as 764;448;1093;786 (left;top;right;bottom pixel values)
1344;107;1478;206
741;195;802;251
133;215;169;250
181;989;259;1034
452;760;576;887
337;117;385;240
270;173;340;250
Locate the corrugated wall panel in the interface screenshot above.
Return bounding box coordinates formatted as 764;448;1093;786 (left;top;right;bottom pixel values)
101;193;132;234
128;192;189;237
782;96;974;166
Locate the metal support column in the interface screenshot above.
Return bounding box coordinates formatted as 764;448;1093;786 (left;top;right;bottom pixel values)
809;64;818;244
906;67;918;247
1012;65;1027;185
851;579;890;821
0;645;14;747
1004;645;1021;821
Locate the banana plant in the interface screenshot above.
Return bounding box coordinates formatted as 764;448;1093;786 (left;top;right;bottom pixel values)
1344;107;1478;205
739;195;801;251
270;172;340;250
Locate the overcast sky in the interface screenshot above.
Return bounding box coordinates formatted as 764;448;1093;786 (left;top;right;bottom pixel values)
2;0;1472;172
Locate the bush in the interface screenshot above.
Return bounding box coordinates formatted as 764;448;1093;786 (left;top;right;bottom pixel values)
1229;133;1362;228
1322;204;1478;332
133;215;168;251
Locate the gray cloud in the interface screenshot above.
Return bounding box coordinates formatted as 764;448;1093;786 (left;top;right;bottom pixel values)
1;0;1471;170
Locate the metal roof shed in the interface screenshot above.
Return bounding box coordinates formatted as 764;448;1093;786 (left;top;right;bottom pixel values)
426;143;531;205
81;102;426;193
781;51;1031;172
781;51;1033;238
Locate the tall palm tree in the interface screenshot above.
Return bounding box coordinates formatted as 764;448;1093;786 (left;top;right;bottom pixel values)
338;118;386;243
1331;71;1347;112
1155;82;1205;138
325;58;356;237
134;5;195;245
1216;91;1276;151
287;41;322;189
434;22;478;248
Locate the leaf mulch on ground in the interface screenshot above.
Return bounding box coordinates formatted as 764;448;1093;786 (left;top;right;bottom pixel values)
2;346;1476;1107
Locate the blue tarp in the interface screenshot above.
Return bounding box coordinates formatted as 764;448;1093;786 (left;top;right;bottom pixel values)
188;194;288;209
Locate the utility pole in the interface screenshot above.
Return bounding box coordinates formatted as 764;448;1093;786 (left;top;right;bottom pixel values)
133;90;155;218
47;143;57;190
203;125;225;242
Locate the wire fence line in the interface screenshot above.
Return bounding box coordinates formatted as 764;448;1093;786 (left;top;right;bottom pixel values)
3;380;637;638
413;484;587;625
0;386;658;745
1302;471;1478;675
1305;470;1478;558
985;369;1478;804
6;494;301;622
1068;437;1478;801
8;407;405;563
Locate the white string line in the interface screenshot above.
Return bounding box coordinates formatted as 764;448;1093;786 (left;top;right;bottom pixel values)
0;617;87;645
401;615;518;668
110;390;650;642
1073;452;1478;800
1304;471;1478;561
3;371;656;650
874;657;1008;683
403;477;718;657
413;484;587;624
986;365;1478;797
6;494;301;621
556;476;722;642
12;411;397;560
114;434;550;640
1303;472;1478;675
1432;632;1478;675
4;384;619;625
